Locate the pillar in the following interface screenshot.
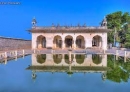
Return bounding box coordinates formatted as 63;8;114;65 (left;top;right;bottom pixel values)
62;38;65;49
32;34;37;49
102;33;107;50
73;40;76;49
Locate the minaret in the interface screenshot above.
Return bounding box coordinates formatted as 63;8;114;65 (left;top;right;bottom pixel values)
101;16;107;29
32;17;37;28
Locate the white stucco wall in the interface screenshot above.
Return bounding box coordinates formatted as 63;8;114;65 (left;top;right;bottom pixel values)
32;32;107;50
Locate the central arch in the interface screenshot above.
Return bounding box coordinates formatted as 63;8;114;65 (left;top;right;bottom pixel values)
76;35;85;48
37;35;46;49
53;35;62;48
65;35;73;48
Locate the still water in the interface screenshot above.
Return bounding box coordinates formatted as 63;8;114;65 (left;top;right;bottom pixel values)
0;53;130;92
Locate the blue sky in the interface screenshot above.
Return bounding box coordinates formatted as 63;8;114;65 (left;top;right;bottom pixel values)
0;0;130;40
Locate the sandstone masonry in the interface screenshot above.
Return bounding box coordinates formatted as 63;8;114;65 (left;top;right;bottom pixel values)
0;36;31;51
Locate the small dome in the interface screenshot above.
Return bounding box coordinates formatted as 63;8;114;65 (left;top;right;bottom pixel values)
32;17;37;25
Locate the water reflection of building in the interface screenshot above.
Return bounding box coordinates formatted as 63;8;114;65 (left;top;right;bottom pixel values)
32;52;107;67
27;51;108;80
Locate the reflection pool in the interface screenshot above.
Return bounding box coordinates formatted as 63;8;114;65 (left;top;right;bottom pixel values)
0;53;130;92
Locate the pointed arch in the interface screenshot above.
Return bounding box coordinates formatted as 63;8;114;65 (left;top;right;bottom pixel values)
92;35;102;48
76;35;85;48
53;35;62;48
65;35;73;48
37;35;46;49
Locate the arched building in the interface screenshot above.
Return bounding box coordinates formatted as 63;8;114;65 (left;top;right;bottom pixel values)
29;17;110;50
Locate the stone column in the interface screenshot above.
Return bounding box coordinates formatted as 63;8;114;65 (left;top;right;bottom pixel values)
62;39;65;49
102;39;107;50
73;40;76;49
32;34;37;49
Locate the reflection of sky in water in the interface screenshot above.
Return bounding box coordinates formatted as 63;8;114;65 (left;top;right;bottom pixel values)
0;55;130;92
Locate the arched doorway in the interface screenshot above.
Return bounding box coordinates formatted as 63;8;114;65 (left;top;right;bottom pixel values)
92;35;102;48
76;35;85;48
65;35;73;48
37;35;46;49
53;35;62;48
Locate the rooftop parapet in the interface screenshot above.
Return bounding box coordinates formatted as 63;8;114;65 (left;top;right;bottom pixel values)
32;26;107;30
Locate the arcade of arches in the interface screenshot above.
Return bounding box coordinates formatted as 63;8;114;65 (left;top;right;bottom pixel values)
34;34;106;50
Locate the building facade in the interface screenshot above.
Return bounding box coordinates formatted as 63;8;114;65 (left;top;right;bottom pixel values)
30;17;110;50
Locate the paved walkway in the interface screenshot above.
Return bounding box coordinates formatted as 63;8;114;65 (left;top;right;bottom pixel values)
0;48;130;62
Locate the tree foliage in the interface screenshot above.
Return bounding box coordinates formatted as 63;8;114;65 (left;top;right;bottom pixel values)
106;11;130;47
124;26;130;48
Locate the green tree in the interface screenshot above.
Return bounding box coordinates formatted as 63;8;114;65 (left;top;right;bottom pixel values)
124;27;130;48
106;11;130;47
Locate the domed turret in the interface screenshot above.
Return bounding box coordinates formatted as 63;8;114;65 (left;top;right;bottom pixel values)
32;17;37;27
101;16;107;29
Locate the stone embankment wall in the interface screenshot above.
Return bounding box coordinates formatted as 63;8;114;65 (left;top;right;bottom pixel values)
0;37;31;51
